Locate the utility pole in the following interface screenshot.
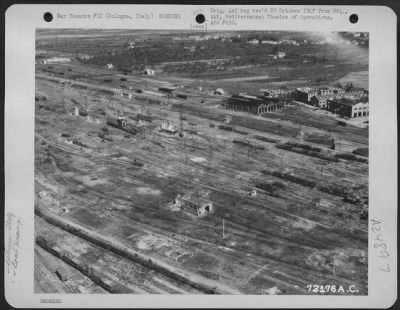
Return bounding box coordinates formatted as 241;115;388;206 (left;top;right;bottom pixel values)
222;218;225;239
184;136;188;165
179;102;184;137
333;253;337;277
247;106;249;128
299;125;304;143
213;125;216;147
209;144;214;169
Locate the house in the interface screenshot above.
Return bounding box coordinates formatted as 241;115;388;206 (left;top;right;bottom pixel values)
267;53;286;60
277;52;286;58
184;46;196;52
127;41;135;50
327;98;369;118
224;115;232;124
249;189;257;197
247;39;259;44
188;35;202;41
117;115;128;128
113;89;123;97
79;55;93;60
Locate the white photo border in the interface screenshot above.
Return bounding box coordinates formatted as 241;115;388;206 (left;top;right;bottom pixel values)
4;4;397;308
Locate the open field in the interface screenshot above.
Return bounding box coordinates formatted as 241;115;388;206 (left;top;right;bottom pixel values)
35;30;368;295
337;71;369;89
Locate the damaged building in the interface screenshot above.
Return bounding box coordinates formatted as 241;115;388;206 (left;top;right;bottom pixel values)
225;93;284;115
160;122;178;134
171;193;214;217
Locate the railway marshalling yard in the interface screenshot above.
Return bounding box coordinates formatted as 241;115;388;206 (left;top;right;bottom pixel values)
35;60;368;295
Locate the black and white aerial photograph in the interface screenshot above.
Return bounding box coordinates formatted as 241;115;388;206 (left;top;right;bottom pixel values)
34;29;369;295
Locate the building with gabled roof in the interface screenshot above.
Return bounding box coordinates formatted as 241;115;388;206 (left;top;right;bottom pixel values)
310;94;335;108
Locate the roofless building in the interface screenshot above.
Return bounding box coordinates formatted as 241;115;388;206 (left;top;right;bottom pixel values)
225;94;284;115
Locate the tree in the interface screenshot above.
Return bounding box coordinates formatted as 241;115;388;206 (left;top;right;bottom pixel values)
334;82;343;89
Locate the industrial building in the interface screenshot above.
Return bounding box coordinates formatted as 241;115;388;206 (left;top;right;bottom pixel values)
260;88;292;98
326;98;369;118
310;94;331;108
225;94;284;115
318;87;344;96
294;87;318;103
295;87;344;105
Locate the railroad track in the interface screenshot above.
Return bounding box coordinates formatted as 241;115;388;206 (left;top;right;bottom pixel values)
35;206;240;294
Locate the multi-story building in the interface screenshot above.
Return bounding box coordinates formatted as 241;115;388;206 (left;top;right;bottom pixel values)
310;94;330;108
327;98;369;118
294;87;318;103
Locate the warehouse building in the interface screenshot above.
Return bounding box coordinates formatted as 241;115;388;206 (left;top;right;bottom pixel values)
225;94;283;115
326;98;369;118
295;87;344;105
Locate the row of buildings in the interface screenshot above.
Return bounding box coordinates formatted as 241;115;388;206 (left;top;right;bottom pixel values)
294;86;369;118
224;85;368;119
247;39;301;46
36;57;71;65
